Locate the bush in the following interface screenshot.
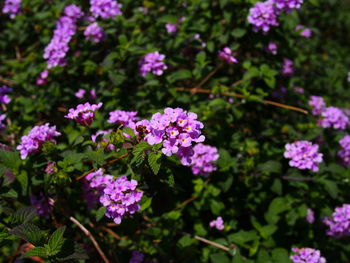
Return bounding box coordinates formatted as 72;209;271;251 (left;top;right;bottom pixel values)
1;0;350;262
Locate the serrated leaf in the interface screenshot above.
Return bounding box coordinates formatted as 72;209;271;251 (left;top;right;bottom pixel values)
0;188;18;198
96;206;106;222
148;152;161;175
0;149;21;171
24;247;48;258
48;226;66;256
131;141;151;164
10;223;45;246
56;240;89;261
11;206;37;225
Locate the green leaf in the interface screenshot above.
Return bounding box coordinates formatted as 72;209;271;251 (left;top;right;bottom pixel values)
96;206;106;222
0;188;18;198
148;152;161;175
131;141;151;164
10;223;45;246
210;253;230;263
24;247;48;258
47;226;66;256
317;178;338;199
0;149;21;171
140;196;152;211
11;206;37;225
257;160;281;174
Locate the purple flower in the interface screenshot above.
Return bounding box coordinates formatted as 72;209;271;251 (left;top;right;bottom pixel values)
284;141;323;172
2;0;21;19
318;106;349;130
296;25;312;38
75;89;86;99
0;114;6;130
165;24;179;34
191;143;219;176
135;107;205;166
306;208;315;224
43;5;83;68
218;47;238;64
308;96;326;115
324;204;350;238
290;248;326;263
84;22;104;43
45;161;56;174
338;135;350;166
139;52;167;77
0;86;12;104
129;251;144;263
209;217;224;231
17;123;61;159
65;102;103;126
266;41;278;55
247;1;279;32
90;0;122;19
347;72;350;82
273;0;303;12
281;58;294;76
108;110;138;127
36;70;49;86
85;170;143;224
30;192;54;218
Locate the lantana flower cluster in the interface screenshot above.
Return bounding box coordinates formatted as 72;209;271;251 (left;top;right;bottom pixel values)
290;248;326;263
135;107;205;166
139;52;167;77
306;208;315;224
191;143;219;176
90;0;122;19
85;169;143;224
284;141;323;172
0;86;12;104
248;0;303;32
281;58;294;76
17;123;61;159
308;96;349;130
209;216;224;231
108;110;139;127
43;4;84;69
84;22;104;43
323;204;350;238
65;102;103;126
218;47;238;64
338;135;350;166
296;25;312;38
2;0;21;19
30;193;54;218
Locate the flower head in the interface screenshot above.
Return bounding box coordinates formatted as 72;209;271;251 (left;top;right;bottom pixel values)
30;192;54;218
108;110;138;127
0;86;12;104
273;0;303;12
338;135;350;166
84;22;104;43
306;208;315;224
139;52;167;77
65;102;103;126
323;204;350;238
2;0;21;19
248;1;279;32
90;0;122;19
191;143;219;176
284;141;323;172
210;217;224;231
318;106;349;130
17;123;61;159
308;96;326;115
266;41;278;55
281;58;294;76
290;248;326;263
218;47;238;64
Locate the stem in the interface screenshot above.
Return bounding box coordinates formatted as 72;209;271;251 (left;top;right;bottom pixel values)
0;76;13;86
191;64;222;92
194;235;235;253
282;176;314;181
69;216;110;263
176;87;308;115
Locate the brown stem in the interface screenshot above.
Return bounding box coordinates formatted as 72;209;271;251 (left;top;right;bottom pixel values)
0;76;13;86
69;216;110;263
176;87;308;115
282;176;314;181
194;235;235;253
100;226;128;240
191;64;222;93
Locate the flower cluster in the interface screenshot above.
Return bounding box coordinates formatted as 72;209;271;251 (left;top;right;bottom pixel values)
266;41;278;55
296;25;312;38
218;47;238;64
209;217;224;231
108;110;138;127
308;96;326;115
281;58;294;76
30;193;54;218
290;248;326;263
323;204;350;238
17;123;61;159
135;108;205;166
85;169;143;224
2;0;21;19
90;0;122;19
65;102;103;126
306;208;315;224
273;0;303;12
129;251;156;263
247;1;279;32
36;70;49;86
139;52;167;77
0;86;12;104
43;4;83;68
318;106;349;130
284;141;323;172
191;143;219;176
84;22;104;43
248;0;303;32
165;24;178;35
338;135;350;166
75;89;97;100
